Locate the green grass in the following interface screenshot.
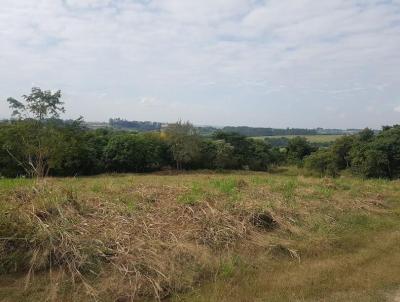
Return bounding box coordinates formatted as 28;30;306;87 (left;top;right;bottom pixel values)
210;178;238;194
0;177;33;191
178;182;204;205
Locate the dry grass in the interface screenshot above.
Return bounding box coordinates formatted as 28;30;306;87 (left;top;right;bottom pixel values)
0;169;399;301
178;230;400;302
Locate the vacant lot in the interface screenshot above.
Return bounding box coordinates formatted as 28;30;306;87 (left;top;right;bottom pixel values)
0;169;399;301
254;135;344;143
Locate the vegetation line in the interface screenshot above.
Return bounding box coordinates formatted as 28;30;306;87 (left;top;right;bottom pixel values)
1;87;399;180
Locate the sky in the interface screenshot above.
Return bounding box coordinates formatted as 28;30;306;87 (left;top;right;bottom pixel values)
0;0;400;129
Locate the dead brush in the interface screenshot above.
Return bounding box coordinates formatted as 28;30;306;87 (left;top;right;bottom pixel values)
0;186;106;297
186;203;249;249
249;211;279;231
0;181;275;301
95;200;252;299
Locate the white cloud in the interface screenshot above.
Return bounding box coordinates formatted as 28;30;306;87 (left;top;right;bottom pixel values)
152;0;252;23
64;0;113;9
0;0;399;128
395;105;400;113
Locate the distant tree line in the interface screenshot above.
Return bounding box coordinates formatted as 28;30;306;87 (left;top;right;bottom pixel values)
109;118;162;131
221;126;318;137
105;119;346;137
265;137;333;149
1;88;399;180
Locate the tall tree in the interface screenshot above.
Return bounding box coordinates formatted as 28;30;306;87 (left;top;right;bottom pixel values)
164;121;200;170
3;88;66;177
7;87;64;120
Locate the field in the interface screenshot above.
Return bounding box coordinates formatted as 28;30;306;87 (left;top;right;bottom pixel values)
254;135;344;143
1;169;400;302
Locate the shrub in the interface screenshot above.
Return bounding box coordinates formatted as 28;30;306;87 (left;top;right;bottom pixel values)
304;150;339;177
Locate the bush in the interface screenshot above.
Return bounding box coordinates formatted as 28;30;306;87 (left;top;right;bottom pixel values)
286;136;317;166
304;150;339;177
304;125;400;179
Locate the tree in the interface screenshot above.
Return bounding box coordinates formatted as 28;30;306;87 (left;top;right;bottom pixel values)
48;119;95;176
3;88;66;177
357;128;375;142
7;87;64;120
0;122;27;177
214;141;236;169
303;125;400;179
104;133;168;173
212;131;251;168
304;150;339;177
330;135;354;169
164;121;201;170
0;120;53;177
286;137;317;165
190;140;218;169
350;125;400;179
247;139;274;171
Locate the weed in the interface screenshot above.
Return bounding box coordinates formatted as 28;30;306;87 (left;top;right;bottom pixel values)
271;178;298;202
210;178;237;194
209;178;241;202
314;185;334;199
90;182;103;193
217;255;242;279
178;182;204;205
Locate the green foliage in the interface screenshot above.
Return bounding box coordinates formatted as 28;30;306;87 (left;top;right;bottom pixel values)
305;126;400;179
220;126;317;136
7;87;64;120
286;136;317;165
2;88;400;180
164;121;201;170
213;132;251;168
190;139;238;170
178;182;204;205
109;118;162;131
330;135;354;169
304;150;339;177
0;119;98;177
214;140;236;169
104;132;168;172
212;131;279;170
350;126;400;178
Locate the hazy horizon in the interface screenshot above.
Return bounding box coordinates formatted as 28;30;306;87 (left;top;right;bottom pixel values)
86;119;379;131
1;0;400;129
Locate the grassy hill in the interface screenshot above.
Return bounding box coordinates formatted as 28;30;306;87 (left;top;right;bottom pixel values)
1;169;399;301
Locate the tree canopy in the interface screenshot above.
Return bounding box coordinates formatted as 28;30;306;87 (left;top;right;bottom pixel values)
7;87;64;120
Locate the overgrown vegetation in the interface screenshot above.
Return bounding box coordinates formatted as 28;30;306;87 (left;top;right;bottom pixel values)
0;89;284;177
305;127;400;179
0;171;399;301
2;88;398;180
